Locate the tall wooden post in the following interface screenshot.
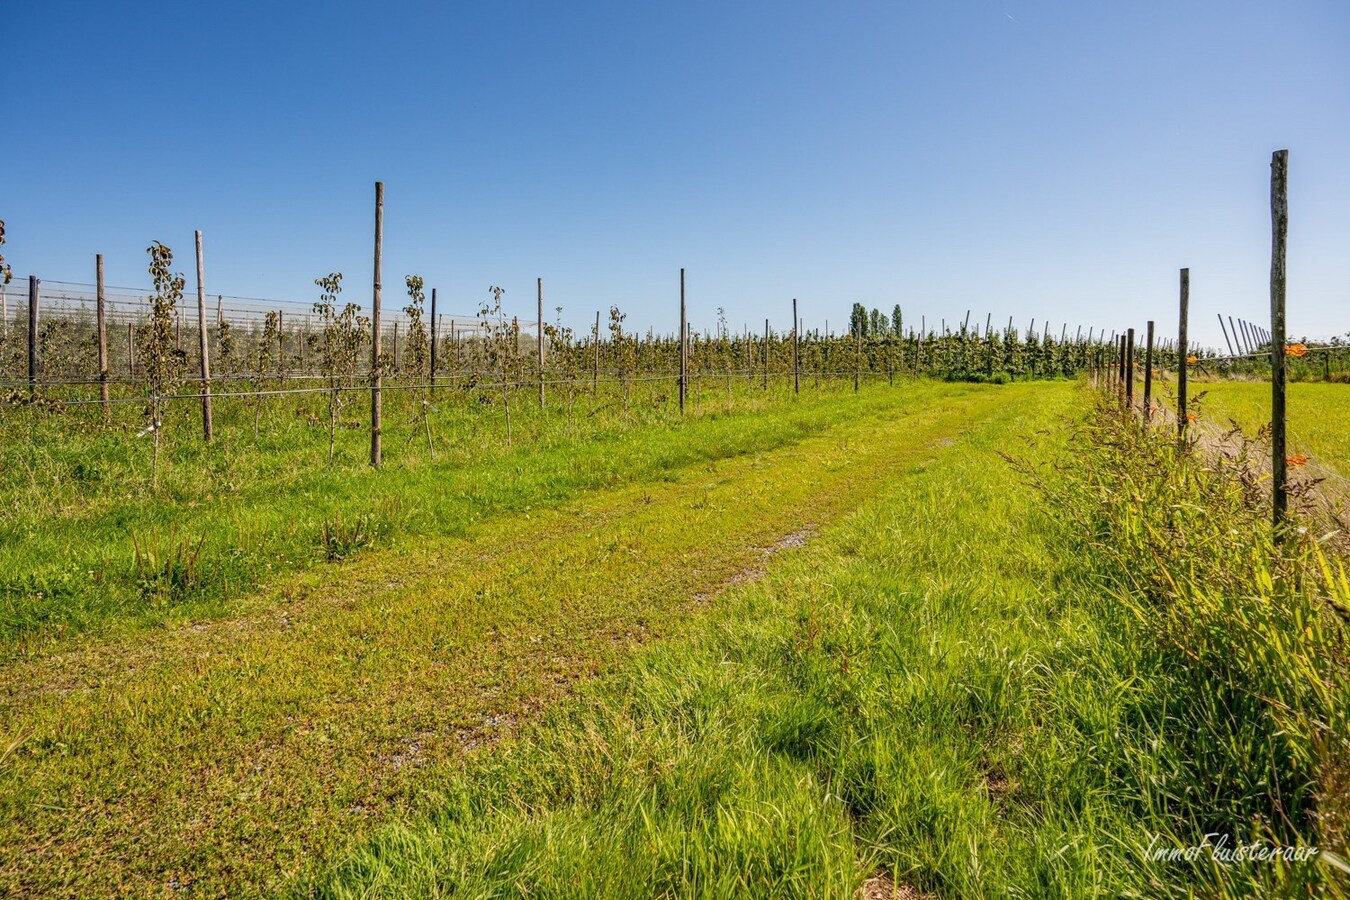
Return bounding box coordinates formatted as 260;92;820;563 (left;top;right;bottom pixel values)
536;277;545;409
27;275;38;398
763;318;770;389
1217;314;1236;357
1116;334;1125;396
853;329;861;393
678;269;687;413
277;310;286;385
593;310;600;396
429;287;438;392
1270;149;1289;529
194;230;214;442
96;254;109;418
128;323;135;376
1143;320;1155;420
371;181;383;468
792;298;800;394
1178;268;1190;443
1125;328;1135;409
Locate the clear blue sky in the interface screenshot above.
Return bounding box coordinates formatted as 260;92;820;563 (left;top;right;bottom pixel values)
7;1;1348;346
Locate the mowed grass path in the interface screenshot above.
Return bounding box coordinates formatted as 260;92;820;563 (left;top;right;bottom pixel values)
0;382;1047;896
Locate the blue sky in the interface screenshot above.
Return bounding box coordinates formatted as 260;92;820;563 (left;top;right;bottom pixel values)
7;1;1348;346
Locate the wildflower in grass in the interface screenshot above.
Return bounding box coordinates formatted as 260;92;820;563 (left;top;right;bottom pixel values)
1286;343;1309;357
1186;412;1198;421
1287;453;1309;467
1186;355;1198;364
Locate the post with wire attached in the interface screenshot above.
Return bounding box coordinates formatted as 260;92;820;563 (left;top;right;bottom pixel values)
792;298;800;394
1117;334;1126;400
96;254;109;419
1270;149;1289;530
429;287;438;394
678;268;687;414
763;318;770;390
1125;328;1135;410
1143;320;1154;421
853;327;861;393
370;181;384;468
194;230;214;442
537;278;545;409
27;275;38;399
1177;268;1190;445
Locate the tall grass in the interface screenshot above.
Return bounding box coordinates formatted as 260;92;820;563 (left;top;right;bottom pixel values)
1015;391;1350;894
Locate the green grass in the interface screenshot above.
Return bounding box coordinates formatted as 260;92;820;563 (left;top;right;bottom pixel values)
0;379;1037;896
302;384;1348;899
5;379;1345;897
1194;380;1350;477
0;377;967;653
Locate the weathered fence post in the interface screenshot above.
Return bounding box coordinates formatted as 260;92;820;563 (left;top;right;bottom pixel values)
1143;320;1154;420
763;318;770;389
1125;328;1135;409
537;277;545;409
1178;268;1190;444
593;310;600;396
1270;149;1289;530
429;287;438;393
371;181;383;468
128;322;135;376
853;328;861;393
194;230;214;442
679;268;687;414
792;298;800;394
1217;314;1236;358
27;275;38;398
1116;334;1125;398
96;254;109;418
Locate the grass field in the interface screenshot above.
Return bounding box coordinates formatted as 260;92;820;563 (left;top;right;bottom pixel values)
1194;380;1350;480
2;378;1346;897
0;377;901;651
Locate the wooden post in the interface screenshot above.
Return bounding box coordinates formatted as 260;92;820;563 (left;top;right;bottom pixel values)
853;328;861;393
536;277;545;409
1115;334;1123;395
763;318;770;389
371;181;383;468
429;287;438;392
277;310;286;386
792;298;800;394
593;310;600;396
1270;149;1289;529
194;231;214;442
678;269;687;413
1125;328;1135;409
128;322;135;376
27;275;37;398
1217;314;1237;358
1143;321;1154;420
96;254;109;418
1178;268;1190;443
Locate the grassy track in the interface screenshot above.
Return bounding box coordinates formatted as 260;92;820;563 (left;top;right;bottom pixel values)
0;381;1043;896
304;381;1108;897
303;381;1345;898
0;381;940;651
